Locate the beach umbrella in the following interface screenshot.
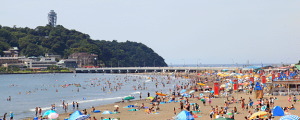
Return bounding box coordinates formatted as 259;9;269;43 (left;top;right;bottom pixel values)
124;96;135;100
279;115;300;120
253;101;261;105
102;110;113;114
75;115;90;120
48;113;59;119
189;90;195;94
226;112;233;115
113;105;119;108
156;93;167;96
214;118;234;120
180;89;186;93
197;83;205;86
146;96;154;99
43;110;57;117
249;111;269;119
69;110;84;120
176;110;194;120
203;86;211;89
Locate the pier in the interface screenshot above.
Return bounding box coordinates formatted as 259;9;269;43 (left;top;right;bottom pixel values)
75;67;240;73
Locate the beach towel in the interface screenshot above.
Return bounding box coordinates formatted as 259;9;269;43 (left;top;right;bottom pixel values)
128;109;139;111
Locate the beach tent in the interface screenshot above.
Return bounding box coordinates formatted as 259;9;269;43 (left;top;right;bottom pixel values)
175;110;194;120
69;110;89;120
272;106;284;116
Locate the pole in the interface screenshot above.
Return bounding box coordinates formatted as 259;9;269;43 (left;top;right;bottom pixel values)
154;59;157;67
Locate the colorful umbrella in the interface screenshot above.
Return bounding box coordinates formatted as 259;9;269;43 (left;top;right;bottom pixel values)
102;110;113;114
75;115;90;120
253;101;261;105
48;113;59;119
226;112;233;115
114;105;119;108
197;83;205;86
146;96;154;99
124;96;135;100
180;89;187;93
279;115;300;120
42;110;57;117
189;90;195;94
249;111;269;119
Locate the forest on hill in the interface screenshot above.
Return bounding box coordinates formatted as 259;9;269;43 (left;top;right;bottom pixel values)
0;25;167;67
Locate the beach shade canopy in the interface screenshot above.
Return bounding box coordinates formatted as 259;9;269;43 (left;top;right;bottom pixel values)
102;110;113;114
180;89;187;93
156;93;167;96
176;110;194;120
279;115;300;120
197;83;205;86
272;106;284;116
253;101;261;105
146;96;154;99
69;110;89;120
42;110;57;117
114;105;119;108
203;86;211;89
124;96;135;100
249;111;269;119
189;90;195;94
214;118;234;120
48;113;59;119
226;112;233;115
75;115;90;120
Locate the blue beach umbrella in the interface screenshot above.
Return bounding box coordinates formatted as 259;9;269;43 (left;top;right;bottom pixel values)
102;110;113;114
180;89;186;93
176;110;194;120
279;115;300;120
69;110;89;120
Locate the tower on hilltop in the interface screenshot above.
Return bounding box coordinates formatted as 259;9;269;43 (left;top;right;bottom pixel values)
48;10;57;27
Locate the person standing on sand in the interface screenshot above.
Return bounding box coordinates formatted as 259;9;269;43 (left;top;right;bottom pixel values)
38;107;42;116
9;112;13;120
139;92;142;100
241;98;245;110
72;101;75;109
3;113;7;120
293;95;297;104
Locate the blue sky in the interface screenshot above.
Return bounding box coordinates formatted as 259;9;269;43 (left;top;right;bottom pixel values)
1;0;300;65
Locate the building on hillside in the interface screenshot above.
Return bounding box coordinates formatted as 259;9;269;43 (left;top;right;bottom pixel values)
45;53;61;59
25;57;57;69
68;52;98;68
57;59;78;68
3;47;19;57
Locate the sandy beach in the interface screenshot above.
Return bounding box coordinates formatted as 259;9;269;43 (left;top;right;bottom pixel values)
48;91;299;120
22;73;300;120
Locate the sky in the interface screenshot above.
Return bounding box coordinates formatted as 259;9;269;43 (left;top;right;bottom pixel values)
1;0;300;65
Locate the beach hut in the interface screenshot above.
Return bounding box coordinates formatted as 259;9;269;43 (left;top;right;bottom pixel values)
272;106;284;116
175;110;194;120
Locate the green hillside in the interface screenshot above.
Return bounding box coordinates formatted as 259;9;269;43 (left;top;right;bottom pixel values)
0;25;167;67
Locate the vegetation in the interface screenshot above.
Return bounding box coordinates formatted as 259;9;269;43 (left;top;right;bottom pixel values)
0;25;167;67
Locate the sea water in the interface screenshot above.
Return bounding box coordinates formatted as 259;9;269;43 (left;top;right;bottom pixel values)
0;73;188;119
